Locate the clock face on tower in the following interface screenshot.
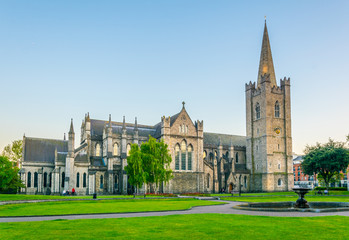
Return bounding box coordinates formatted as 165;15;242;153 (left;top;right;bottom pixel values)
274;128;281;135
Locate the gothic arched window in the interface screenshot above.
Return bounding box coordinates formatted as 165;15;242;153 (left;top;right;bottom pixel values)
34;172;38;188
83;173;87;188
27;172;31;187
61;172;65;188
207;174;210;188
127;144;131;156
181;141;187;170
76;172;80;188
278;178;282;186
203;151;207;160
235;152;239;163
188;145;193;170
100;175;104;189
44;172;47;187
255;103;261;120
175;144;180;170
113;143;119;156
96;143;101;157
275;101;280;118
244;176;247;188
114;174;118;190
49;172;52;187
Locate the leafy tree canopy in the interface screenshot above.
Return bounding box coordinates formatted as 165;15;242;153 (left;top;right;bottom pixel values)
0;156;25;193
125;136;173;194
301;138;349;190
2;140;22;167
125;144;145;189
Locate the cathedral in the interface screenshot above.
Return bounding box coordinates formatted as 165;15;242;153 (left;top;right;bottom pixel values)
20;21;294;195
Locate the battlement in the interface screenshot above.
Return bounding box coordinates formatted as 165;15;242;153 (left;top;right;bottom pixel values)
245;81;256;91
260;73;271;85
280;77;291;86
195;120;204;131
161;115;171;127
271;85;283;94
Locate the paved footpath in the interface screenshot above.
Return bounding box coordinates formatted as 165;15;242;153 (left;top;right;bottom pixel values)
1;200;349;223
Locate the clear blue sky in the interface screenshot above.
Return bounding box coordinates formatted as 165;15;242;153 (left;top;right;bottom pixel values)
1;1;348;154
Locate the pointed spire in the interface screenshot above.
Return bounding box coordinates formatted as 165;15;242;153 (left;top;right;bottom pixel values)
64;133;66;140
257;19;276;87
69;118;74;134
134;117;138;131
86;112;90;121
109;114;112;128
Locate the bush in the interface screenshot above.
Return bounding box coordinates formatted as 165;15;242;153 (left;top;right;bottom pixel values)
180;192;210;197
145;193;177;197
314;187;347;191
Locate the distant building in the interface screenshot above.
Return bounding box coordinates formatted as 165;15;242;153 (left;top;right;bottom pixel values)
293;156;316;188
19;21;294;195
293;155;348;189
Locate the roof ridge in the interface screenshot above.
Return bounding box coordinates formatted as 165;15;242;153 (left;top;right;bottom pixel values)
25;136;68;142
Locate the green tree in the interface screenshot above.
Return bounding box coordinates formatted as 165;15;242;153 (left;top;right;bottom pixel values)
0;156;25;193
316;172;343;187
126;136;173;196
301;138;349;190
2;140;23;167
125;144;145;197
141;137;173;193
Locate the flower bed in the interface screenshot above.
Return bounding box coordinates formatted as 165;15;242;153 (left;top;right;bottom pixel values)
145;193;177;197
180;192;211;197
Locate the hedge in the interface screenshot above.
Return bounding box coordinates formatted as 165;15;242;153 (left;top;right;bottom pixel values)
314;187;347;191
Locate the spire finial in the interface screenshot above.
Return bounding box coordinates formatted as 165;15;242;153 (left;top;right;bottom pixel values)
64;133;66;140
69;118;74;134
264;16;266;22
134;117;138;131
257;20;276;87
122;116;126;130
182;101;185;109
109;114;112;126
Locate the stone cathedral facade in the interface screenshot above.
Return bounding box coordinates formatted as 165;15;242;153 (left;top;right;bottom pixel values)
20;22;294;195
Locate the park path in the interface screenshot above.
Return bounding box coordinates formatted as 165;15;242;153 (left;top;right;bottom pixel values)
1;200;349;223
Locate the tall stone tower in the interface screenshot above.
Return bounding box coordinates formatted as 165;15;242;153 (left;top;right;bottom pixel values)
245;21;293;192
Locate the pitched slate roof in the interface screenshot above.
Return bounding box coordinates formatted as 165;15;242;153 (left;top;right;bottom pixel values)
203;132;246;147
23;137;68;163
75;153;88;163
90;119;156;139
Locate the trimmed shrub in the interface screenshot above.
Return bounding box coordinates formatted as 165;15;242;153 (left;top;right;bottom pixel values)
180;192;210;197
314;187;347;191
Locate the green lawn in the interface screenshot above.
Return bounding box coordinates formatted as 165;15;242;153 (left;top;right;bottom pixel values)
2;191;347;202
1;214;348;240
0;194;173;202
221;195;349;202
213;190;349;197
0;199;223;217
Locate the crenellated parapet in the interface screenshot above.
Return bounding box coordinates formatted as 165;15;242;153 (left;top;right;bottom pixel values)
280;77;291;87
195;120;203;131
271;85;282;94
245;81;256;91
260;73;271;85
161;115;171;136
